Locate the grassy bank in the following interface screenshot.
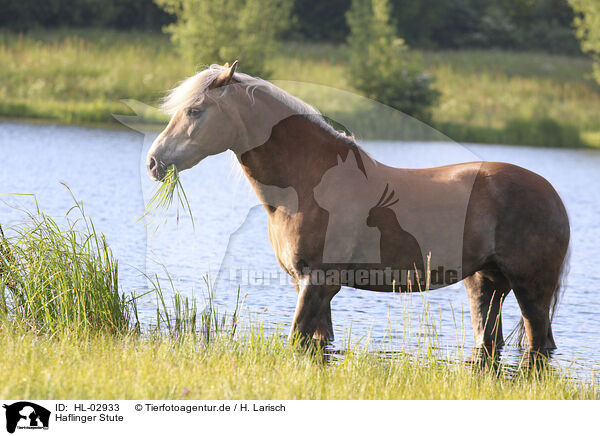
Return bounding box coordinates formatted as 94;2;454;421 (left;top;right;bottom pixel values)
1;29;599;147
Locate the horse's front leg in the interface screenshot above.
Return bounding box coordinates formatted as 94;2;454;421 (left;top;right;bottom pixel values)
312;298;334;343
289;276;339;344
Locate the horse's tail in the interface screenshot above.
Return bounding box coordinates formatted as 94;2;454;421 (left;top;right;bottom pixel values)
550;245;571;324
511;245;571;347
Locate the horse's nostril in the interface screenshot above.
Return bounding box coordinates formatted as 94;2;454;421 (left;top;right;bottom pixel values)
149;157;157;171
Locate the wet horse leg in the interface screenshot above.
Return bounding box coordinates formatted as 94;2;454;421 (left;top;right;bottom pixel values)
513;286;555;353
289;276;339;343
292;278;336;342
465;270;511;351
313;299;334;342
505;258;562;354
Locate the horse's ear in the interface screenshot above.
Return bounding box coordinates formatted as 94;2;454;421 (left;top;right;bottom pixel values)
210;60;239;89
337;155;343;166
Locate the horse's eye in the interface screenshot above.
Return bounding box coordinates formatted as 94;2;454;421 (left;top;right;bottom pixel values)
186;107;203;117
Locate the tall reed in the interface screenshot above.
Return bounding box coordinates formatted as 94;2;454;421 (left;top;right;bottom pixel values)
150;269;243;342
0;190;243;343
0;192;138;335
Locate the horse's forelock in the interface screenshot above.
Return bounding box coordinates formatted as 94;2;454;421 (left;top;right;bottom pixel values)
160;65;226;115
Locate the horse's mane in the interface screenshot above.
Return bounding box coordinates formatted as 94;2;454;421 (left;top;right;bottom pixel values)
160;64;351;140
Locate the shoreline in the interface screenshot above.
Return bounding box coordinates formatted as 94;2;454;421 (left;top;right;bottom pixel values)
1;116;596;150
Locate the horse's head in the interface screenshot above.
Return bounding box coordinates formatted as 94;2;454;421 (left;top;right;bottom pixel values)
146;61;241;181
366;184;399;227
147;62;321;181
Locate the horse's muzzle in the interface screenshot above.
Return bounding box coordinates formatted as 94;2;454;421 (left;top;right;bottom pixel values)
147;155;166;181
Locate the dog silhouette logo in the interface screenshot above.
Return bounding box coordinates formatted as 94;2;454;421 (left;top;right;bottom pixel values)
3;402;50;433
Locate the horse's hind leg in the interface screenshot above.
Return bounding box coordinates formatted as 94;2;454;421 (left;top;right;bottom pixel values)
465;270;511;351
512;283;555;353
502;252;564;353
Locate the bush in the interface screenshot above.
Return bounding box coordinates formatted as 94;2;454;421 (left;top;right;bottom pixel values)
288;0;351;43
346;0;439;121
154;0;293;77
391;0;580;53
571;0;600;85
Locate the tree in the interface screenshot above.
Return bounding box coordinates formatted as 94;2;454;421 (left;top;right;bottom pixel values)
346;0;440;121
154;0;292;77
571;0;600;85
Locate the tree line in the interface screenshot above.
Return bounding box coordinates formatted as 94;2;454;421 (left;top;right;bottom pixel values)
0;0;583;55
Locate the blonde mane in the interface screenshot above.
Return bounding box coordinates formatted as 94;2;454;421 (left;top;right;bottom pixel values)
160;64;347;138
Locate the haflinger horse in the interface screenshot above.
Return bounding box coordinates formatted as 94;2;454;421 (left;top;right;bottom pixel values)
147;61;570;355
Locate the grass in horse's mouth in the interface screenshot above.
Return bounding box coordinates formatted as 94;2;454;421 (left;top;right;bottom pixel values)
143;164;195;230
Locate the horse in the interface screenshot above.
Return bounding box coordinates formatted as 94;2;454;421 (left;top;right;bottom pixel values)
146;61;570;354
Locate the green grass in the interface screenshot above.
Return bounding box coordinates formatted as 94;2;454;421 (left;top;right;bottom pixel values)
142;164;195;232
1;29;599;147
0;29;178;125
0;329;597;400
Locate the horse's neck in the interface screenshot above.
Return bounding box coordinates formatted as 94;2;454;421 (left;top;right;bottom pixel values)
236;114;357;211
227;87;302;156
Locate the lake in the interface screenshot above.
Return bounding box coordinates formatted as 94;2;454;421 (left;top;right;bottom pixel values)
1;121;599;379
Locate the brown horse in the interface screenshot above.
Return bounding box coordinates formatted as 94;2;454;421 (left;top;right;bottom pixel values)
146;62;570;353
